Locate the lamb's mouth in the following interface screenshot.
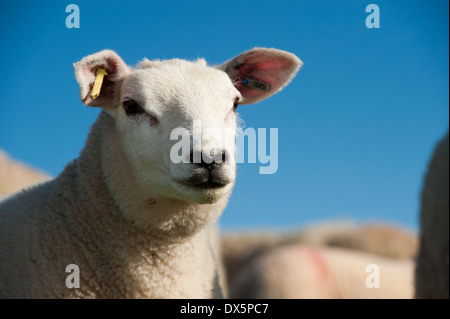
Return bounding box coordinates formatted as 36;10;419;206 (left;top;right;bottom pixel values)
177;180;228;190
172;169;234;192
174;173;232;190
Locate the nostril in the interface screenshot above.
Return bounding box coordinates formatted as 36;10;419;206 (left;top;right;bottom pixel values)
189;150;227;169
221;151;227;164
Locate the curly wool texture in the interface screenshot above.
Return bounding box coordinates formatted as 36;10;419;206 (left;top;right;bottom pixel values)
0;114;224;298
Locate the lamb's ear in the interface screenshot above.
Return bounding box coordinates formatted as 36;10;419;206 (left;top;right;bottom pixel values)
217;48;303;105
74;50;130;107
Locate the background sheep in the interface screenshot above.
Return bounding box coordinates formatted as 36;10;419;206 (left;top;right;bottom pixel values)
0;149;50;197
415;132;449;299
221;221;418;291
0;48;301;298
229;244;414;299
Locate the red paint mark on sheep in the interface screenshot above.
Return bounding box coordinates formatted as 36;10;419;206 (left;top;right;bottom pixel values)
306;248;329;281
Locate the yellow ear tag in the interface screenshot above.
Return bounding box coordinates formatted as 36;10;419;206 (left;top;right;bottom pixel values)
91;68;108;100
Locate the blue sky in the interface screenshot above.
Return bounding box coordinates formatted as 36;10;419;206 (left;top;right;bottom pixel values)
0;1;448;232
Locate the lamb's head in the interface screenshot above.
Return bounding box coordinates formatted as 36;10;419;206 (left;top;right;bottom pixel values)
74;49;302;205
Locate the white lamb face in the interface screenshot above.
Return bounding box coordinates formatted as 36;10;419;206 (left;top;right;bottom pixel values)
115;60;241;204
74;49;302;204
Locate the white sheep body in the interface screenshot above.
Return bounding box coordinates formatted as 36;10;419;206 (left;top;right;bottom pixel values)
230;244;414;299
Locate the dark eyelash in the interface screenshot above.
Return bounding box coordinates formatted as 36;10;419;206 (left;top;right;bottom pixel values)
233;97;239;110
123;99;145;116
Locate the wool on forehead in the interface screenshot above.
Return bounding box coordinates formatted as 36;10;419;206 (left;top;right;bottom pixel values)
130;58;233;104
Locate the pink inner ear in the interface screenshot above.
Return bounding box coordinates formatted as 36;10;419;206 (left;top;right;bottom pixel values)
102;58;122;80
235;57;294;99
253;59;292;71
235;82;260;99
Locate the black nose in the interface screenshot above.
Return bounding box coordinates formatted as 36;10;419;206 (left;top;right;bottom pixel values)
189;150;227;170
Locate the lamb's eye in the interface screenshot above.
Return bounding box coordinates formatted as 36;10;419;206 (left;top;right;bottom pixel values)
233;97;239;111
123;99;144;116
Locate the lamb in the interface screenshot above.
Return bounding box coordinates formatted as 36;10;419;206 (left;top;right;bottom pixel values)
415;132;449;299
229;244;414;299
0;48;302;298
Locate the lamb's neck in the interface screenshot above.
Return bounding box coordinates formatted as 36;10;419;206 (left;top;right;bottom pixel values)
76;111;226;240
65;112;219;297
